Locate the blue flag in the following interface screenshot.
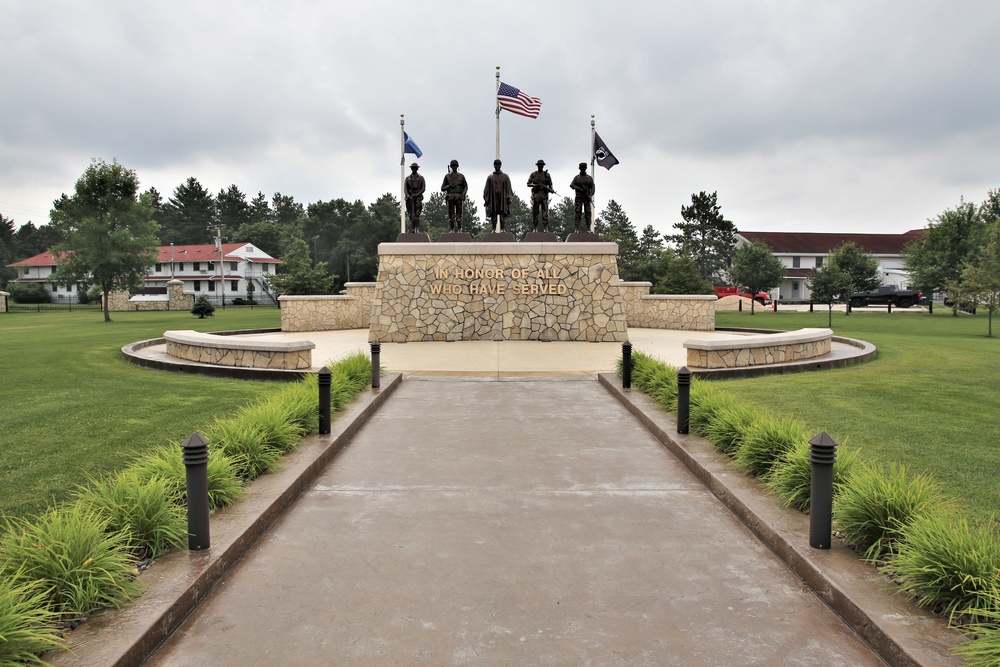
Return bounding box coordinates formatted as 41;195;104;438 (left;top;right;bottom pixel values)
403;131;423;158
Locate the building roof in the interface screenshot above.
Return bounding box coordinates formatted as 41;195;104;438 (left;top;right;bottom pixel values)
8;243;280;268
738;230;924;255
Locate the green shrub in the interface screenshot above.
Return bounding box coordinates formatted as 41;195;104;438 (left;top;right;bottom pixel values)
704;403;761;456
130;445;245;512
953;585;1000;667
74;469;187;558
7;282;51;304
688;382;737;436
765;439;862;511
890;513;1000;618
734;415;810;478
272;376;319;433
0;576;68;663
0;503;143;618
834;463;951;562
206;417;283;481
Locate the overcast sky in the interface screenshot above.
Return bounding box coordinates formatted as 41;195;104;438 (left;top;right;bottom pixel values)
4;0;1000;239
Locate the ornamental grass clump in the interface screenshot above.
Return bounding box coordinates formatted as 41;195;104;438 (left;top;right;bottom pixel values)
0;576;68;663
953;585;1000;667
207;417;283;481
688;382;738;436
765;438;862;511
734;415;810;478
74;469;187;559
704;402;761;456
130;445;245;512
0;503;143;618
271;376;319;433
889;513;1000;619
329;351;374;393
833;463;951;562
236;401;306;454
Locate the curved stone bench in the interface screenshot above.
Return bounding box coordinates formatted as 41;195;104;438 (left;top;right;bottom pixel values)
684;328;833;369
164;330;314;370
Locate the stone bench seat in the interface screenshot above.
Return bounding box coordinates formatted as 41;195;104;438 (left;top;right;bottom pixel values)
684;328;833;369
164;330;314;370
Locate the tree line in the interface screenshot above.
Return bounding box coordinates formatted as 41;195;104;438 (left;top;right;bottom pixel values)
3;162;752;299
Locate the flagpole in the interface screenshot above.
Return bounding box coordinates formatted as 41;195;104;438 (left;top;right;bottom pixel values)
400;115;406;234
495;66;501;160
590;115;597;233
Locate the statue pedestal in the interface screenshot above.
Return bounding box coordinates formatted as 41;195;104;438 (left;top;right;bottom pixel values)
369;242;628;343
482;231;516;243
394;232;431;243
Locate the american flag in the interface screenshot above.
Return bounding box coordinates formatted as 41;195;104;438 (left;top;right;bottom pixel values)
497;82;542;119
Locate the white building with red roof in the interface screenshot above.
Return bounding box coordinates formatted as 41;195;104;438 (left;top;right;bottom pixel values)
8;242;281;304
736;230;923;302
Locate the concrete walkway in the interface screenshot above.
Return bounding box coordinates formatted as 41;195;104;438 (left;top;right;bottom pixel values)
144;379;884;666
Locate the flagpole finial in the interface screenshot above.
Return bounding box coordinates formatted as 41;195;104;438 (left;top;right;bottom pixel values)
400;114;404;127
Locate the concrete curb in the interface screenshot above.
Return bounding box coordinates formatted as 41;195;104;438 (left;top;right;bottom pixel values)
598;373;964;667
47;373;403;667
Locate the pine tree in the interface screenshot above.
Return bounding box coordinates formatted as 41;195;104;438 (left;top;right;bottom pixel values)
666;191;738;283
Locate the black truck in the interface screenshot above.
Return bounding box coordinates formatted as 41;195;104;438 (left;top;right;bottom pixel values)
849;285;923;308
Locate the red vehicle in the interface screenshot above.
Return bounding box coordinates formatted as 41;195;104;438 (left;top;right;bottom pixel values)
713;286;772;306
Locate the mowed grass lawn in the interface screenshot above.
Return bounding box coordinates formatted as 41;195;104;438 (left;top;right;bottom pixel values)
0;307;283;520
715;308;1000;525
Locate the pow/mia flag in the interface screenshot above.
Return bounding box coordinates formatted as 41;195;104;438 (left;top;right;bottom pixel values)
594;132;619;170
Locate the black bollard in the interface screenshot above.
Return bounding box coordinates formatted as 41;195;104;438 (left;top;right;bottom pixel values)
370;341;381;389
772;299;777;312
738;299;743;312
181;433;211;551
809;432;838;549
928;301;933;315
318;367;331;435
809;302;814;313
887;301;892;314
677;367;692;434
622;341;632;389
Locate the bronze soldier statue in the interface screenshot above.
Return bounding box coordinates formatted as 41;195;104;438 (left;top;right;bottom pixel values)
526;159;553;232
569;162;595;232
483;159;513;231
404;163;426;232
441;159;469;231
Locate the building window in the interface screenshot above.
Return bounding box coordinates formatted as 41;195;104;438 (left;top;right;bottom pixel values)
68;284;74;292
51;283;58;292
229;261;238;271
207;262;215;271
193;262;201;271
154;263;162;272
231;280;239;291
816;256;824;267
193;281;201;292
792;256;801;268
208;281;216;292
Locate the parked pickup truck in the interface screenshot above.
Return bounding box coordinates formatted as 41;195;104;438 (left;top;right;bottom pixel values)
849;285;923;308
713;286;772;305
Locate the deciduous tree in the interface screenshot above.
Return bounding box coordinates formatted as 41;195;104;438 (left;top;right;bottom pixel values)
903;198;987;304
49;159;159;322
728;240;785;314
267;237;334;296
961;221;1000;337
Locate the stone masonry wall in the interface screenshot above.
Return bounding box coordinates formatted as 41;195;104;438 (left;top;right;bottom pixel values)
628;293;716;331
368;243;628;342
104;281;194;312
280;283;375;332
686;337;831;369
165;340;312;370
0;291;8;314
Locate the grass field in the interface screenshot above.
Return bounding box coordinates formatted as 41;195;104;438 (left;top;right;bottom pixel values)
714;308;1000;525
2;305;997;527
0;307;283;520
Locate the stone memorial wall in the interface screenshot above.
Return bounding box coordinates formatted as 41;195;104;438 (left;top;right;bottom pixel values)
368;242;629;342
